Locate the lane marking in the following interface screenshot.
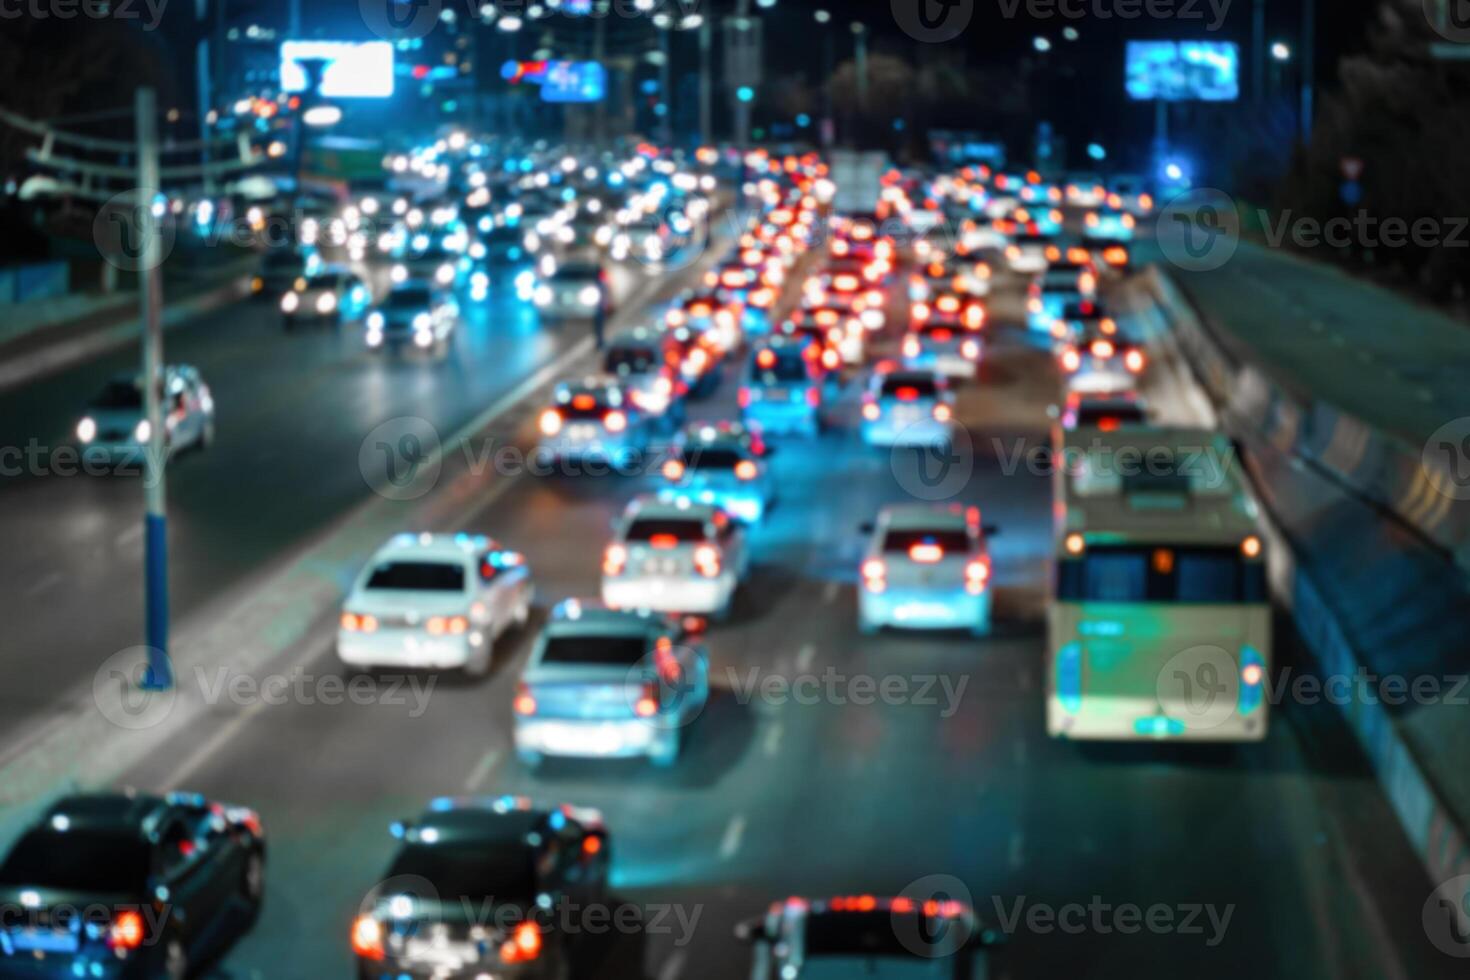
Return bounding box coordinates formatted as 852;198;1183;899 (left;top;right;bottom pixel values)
822;581;840;605
794;643;816;672
114;525;143;549
718;813;746;860
168;700;267;789
25;572;61;598
762;721;784;757
658;950;687;980
463;747;503;793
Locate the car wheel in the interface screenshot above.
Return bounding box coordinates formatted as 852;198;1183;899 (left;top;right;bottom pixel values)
240;849;265;923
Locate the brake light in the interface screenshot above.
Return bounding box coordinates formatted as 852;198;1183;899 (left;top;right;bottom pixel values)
603;544;627;575
735;460;758;481
633;681;660;717
805;386;821;407
582;834;603;856
862;401;881;421
501;922;543;964
911;302;931;321
930;328;953;343
909;543;943;563
513;683;537;716
108;910;146;951
603;410;627;433
963;306;984;330
937;296;959;314
1079;272;1096;293
650;534;679;550
351;916;385;962
861;558;886;593
821;348;840;371
427;615;468;636
965;558;990;595
694;545;721;578
663;459;686;481
865;290;884;306
738;386;752;408
1241;663;1264;687
961;340;980;360
1124;349;1146;373
1241;535;1262;558
757;348;777;369
894;385;919;402
539;409;563;436
933;403;953;422
340;612;379;633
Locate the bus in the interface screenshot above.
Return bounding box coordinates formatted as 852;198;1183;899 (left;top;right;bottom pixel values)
1046;427;1270;741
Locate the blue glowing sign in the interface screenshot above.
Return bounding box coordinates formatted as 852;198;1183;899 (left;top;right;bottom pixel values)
539;61;607;103
281;41;395;99
1125;41;1238;102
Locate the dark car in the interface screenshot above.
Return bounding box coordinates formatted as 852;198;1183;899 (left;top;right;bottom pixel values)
0;791;265;980
353;796;609;980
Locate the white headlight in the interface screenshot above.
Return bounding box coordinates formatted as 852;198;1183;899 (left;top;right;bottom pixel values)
436;264;455;284
539;255;556;276
414;330;434;348
317;292;337;314
413;312;432;330
134;419;152;442
391;265;407;283
76;417;96;443
366;330;383;348
280;292;299;313
579;286;601;306
534;285;552;306
367;311;384;330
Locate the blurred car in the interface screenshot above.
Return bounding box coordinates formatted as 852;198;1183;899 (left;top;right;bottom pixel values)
805;268;887;331
279;266;371;328
740;339;825;438
786;306;864;368
858;503;995;636
736;895;1000;980
536;378;655;469
512;600;709;767
1108;175;1155;217
666;292;741;356
1083;207;1137;241
364;282;459;355
662;321;725;399
603;328;687;430
1058;390;1150;431
392;242;471;290
860;368;954;449
601;495;748;620
1065;174;1108;208
352;796;606;976
0;791;264;980
1059;333;1148;394
1027;261;1098;331
659;422;774;523
337;533;532;678
533;261;608;319
1046;300;1114;347
1004;232;1052;274
254;246;317;297
75;365;215;463
902;320;983;380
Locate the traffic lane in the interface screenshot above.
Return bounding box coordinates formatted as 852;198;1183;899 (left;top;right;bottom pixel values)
0;258;679;740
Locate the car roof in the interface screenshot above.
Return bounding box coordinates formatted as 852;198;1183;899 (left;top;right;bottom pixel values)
679;421;754;450
372;533;497;564
624;494;721;523
42;792;170;837
546;598;672;636
879;503;973;532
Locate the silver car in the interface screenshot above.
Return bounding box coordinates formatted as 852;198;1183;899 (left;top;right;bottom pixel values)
75;366;215;465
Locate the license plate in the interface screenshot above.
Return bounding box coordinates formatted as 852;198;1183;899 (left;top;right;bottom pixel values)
893;406;918;422
10;930;79;953
764;389;789;401
570;424;596;440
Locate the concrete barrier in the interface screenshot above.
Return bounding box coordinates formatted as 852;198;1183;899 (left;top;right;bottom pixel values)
1142;262;1470;893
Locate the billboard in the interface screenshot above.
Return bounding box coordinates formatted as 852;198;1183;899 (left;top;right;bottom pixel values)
281;41;395;99
1126;41;1238;102
539;61;608;103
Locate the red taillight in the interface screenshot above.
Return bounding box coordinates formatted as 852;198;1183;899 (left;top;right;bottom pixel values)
965;559;990;595
650;534;679;550
734;460;758;481
861;558;886;593
805;386;821;407
894;385;919;402
663;459;686;481
582;833;604;856
603;410;627;433
603;544;627;575
426;615;468;636
933;403;953;422
930;328;953;343
694;544;721;577
340;612;379;633
572;394;597;411
539;409;563;436
862;401;881;421
1061;348;1081;373
738;386;752;409
1124;349;1146;373
961;340;980;360
513;683;537;716
634;682;660;717
351;916;385;962
501;922;543;964
909;543;943;563
911;302;931;321
109;910;145;951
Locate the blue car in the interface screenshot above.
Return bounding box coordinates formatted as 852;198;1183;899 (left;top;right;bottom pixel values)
659;421;775;523
739;338;824;438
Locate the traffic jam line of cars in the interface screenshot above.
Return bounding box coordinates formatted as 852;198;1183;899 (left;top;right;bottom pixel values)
10;147;1278;979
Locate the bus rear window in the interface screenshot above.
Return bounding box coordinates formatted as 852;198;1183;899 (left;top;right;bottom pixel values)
1056;546;1265;603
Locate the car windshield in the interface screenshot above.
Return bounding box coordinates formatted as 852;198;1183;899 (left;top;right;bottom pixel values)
387;843;534;905
0;829;149;894
625;518;706;543
365;561;466;592
556;265;600;282
387;289;432;309
1076;404;1146;427
90;380;143;409
541;634;650;666
605;348;658;374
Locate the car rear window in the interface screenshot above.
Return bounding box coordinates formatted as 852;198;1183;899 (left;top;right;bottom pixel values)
365;561;466;592
681;448;743;470
882;529;971;554
387;843;535;904
625;518;707;543
750;351;809;383
605;348;658;374
0;830;150;893
387;289;432;309
879;376;939;399
1076;404;1146;427
541;634;650;666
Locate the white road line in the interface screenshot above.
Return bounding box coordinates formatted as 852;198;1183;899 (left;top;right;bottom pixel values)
658;950;687;980
718;813;747;860
1013;738;1027;768
794;643;816;672
762;721;784;757
463;747;503;792
168;701;266;789
822;581;840;604
114;524;143;549
25;572;62;598
1008;830;1025;870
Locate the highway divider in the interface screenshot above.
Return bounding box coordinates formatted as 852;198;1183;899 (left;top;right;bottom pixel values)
1139;263;1470;894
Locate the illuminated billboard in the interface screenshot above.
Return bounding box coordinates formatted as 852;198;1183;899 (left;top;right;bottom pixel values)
281;41;395;99
539;61;608;103
1126;41;1238;102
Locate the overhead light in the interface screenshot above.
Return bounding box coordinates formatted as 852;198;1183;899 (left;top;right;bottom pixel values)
302;105;342;127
